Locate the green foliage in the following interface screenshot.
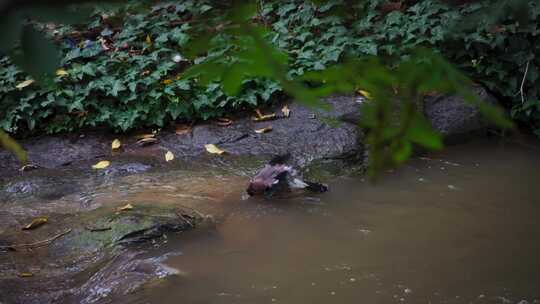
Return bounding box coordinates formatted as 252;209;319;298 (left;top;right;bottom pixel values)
0;1;283;134
0;0;529;173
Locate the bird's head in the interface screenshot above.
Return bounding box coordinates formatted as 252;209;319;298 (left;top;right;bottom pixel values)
246;179;269;196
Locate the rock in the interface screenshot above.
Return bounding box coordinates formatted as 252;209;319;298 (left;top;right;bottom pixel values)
424;86;498;143
1;175;81;201
99;162;153;177
0;205;202;304
69;251;184;304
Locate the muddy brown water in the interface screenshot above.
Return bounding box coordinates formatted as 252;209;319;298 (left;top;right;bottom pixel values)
95;138;539;304
3;138;540;303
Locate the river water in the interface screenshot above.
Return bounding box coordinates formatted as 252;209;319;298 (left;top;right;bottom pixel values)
104;138;540;304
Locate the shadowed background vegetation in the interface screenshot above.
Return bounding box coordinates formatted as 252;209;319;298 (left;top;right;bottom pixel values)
0;0;535;172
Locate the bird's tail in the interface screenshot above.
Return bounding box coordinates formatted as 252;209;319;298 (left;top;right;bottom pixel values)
268;153;291;166
305;181;329;193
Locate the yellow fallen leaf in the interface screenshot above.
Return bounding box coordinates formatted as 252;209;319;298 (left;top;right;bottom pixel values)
117;203;134;212
252;113;276;122
111;139;121;150
22;217;48;230
19;272;34;278
92;160;110;169
205;144;226;155
19;164;39;172
136;133;155;140
281;105;290;118
162;79;173;85
16;79;35;89
145;34;152;45
255;126;273;134
165;151;174;162
136;137;158;146
56;69;69;77
357;89;372;100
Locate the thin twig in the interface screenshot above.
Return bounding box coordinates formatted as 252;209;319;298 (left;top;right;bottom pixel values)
517;60;530;104
0;229;72;250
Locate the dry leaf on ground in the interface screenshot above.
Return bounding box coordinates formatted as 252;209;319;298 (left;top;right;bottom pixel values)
175;124;192;135
117;203;134;212
357;89;372;99
205;144;226;155
252;113;276;122
16;79;35;89
216;117;233;126
136;133;155;140
165;151;175;162
255;126;273;134
22;217;48;230
136;137;158;146
19;164;39;172
111;139;121;150
19;273;34;278
92;160;110;169
281;105;290;117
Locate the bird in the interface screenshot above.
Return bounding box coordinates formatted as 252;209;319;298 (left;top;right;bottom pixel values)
246;154;328;196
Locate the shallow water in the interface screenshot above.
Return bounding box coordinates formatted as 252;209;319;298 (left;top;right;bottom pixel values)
5;138;539;303
101;138;540;304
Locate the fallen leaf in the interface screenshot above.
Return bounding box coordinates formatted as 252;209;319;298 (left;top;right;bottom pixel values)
281;105;290;118
92;160;110;169
19;164;39;172
162;79;173;85
136;137;158;146
255;126;273;134
145;34;152;45
16;79;35;89
99;37;111;51
216;117;233;126
111;139;121;150
56;69;69;77
165;151;174;162
252;113;277;122
175;124;192;135
141;70;151;76
205;144;226;155
19;272;34;278
117;203;134;212
136;133;155;140
22;217;48;230
357;89;372;100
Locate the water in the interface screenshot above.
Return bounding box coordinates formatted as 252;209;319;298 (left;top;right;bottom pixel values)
101;138;540;304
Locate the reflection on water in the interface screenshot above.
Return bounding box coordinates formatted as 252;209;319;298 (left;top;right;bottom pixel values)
123;139;540;304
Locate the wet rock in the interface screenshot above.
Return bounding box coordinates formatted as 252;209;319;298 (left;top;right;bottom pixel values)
0;205;202;304
99;162;153;177
1;175;81;201
69;251;182;304
424;86;498;143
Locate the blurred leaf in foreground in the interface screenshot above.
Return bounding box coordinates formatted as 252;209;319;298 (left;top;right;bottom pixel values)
0;130;28;164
